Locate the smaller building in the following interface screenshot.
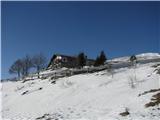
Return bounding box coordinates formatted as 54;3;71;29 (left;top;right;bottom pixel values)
47;54;95;69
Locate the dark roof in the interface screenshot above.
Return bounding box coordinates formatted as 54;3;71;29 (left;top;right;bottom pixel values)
55;54;77;59
56;54;95;61
47;54;95;68
47;54;77;67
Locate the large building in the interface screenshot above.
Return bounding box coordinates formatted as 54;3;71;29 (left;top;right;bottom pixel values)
48;54;95;69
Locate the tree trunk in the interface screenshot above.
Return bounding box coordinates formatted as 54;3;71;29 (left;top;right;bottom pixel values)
38;72;40;78
18;71;20;80
37;66;40;78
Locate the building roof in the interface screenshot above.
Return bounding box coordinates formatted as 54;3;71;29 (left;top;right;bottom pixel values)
47;53;95;68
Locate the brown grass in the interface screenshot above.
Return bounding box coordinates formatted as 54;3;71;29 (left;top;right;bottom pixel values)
152;64;160;68
145;92;160;108
138;88;160;96
119;108;130;116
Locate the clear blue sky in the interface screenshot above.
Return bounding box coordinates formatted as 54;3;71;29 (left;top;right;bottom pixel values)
2;1;160;79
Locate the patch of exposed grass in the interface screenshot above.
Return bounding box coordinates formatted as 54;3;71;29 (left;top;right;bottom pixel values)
152;64;160;68
119;108;130;117
138;88;160;96
145;92;160;108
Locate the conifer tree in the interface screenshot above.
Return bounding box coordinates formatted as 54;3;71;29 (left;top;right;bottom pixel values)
77;52;86;68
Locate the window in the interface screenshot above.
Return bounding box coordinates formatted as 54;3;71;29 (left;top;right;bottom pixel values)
62;57;67;62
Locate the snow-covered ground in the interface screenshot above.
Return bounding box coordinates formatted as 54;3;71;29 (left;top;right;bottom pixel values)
1;53;160;120
109;53;160;62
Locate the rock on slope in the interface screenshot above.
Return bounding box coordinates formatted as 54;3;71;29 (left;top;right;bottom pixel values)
2;54;160;120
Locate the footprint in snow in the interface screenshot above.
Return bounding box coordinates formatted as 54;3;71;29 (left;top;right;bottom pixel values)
21;87;43;95
68;107;71;110
70;111;74;113
82;110;87;112
76;113;81;116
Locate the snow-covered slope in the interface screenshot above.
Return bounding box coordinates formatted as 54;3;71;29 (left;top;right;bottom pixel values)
2;61;160;120
137;53;160;59
110;53;160;62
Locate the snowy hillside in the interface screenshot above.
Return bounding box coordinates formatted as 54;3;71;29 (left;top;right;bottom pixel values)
2;54;160;120
110;53;160;62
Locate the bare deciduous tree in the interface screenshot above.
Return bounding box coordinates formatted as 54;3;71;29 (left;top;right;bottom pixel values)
128;76;136;88
129;55;137;84
108;63;114;78
32;53;47;78
21;55;33;77
9;59;23;79
130;55;137;67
